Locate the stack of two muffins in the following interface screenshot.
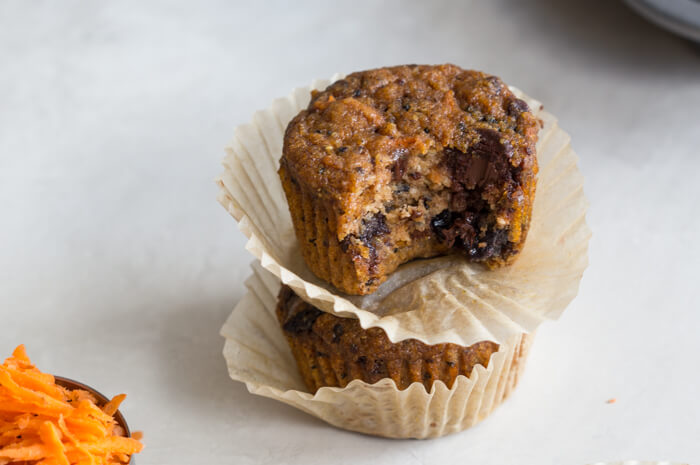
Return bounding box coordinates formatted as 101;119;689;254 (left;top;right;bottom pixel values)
219;64;589;438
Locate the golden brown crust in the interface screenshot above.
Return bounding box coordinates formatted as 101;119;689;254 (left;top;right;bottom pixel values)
280;64;538;295
276;285;500;393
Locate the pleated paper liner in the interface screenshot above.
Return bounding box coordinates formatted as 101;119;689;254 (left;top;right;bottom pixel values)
217;74;590;346
221;263;532;439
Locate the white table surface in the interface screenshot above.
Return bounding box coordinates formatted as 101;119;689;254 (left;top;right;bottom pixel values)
2;1;699;464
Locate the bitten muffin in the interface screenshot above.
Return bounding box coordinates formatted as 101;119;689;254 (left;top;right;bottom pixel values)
279;64;539;295
276;285;504;393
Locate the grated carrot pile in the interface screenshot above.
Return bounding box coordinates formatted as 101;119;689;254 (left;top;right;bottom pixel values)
0;345;143;465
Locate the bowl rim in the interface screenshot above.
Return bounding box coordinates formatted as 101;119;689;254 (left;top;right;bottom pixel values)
53;375;134;465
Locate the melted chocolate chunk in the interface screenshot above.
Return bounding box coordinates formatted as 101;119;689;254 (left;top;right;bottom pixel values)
471;128;514;160
445;139;510;193
338;213;390;277
468;228;510;260
433;131;517;261
340;213;389;251
431;209;454;234
441;214;477;249
282;304;322;333
359;213;389;244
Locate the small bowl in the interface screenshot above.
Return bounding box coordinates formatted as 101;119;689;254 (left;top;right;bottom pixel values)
54;376;135;464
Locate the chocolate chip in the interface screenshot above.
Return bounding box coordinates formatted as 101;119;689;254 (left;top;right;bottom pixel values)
508;98;530;117
446;217;477;248
370;359;385;375
402;103;411;111
332;323;344;342
394;183;410;193
359;213;389;244
392;152;408;182
333;79;349;89
353;89;361;97
485;75;505;95
431;210;454;233
469;228;510;259
337;146;348;153
472;128;514;160
282;307;322;333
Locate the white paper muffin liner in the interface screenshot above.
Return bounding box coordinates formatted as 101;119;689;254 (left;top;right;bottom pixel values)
220;263;532;439
217;73;590;346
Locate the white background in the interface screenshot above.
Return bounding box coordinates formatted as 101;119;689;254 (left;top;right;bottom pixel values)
1;1;699;464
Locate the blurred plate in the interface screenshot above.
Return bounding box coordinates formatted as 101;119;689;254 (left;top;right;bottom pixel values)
625;0;700;43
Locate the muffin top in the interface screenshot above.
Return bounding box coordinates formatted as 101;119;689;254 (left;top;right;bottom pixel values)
281;64;539;239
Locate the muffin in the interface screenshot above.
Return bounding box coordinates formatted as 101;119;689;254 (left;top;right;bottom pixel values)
279;64;540;295
275;285;516;393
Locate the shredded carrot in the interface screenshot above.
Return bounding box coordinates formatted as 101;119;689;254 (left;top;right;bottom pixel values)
100;396;125;419
0;345;143;464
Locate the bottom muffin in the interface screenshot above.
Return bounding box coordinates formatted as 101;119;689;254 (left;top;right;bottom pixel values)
276;285;504;393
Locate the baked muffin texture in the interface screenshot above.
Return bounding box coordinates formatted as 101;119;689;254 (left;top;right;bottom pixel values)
280;64;539;295
276;285;500;393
